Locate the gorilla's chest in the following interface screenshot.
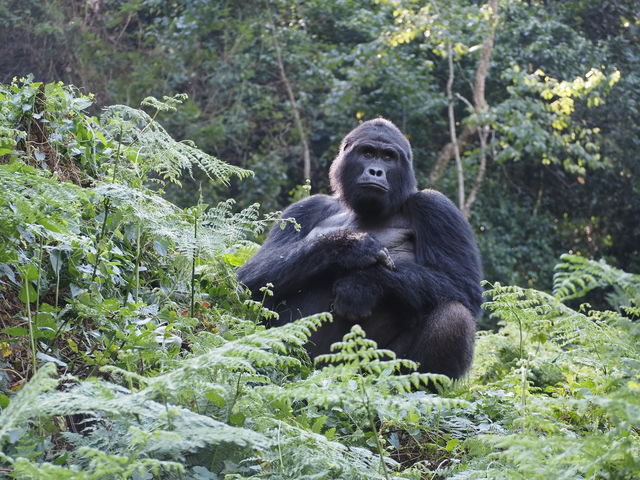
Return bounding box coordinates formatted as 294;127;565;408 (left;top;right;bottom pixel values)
309;211;416;261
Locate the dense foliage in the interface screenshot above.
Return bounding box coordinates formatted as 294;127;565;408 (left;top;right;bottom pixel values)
0;79;639;479
1;0;638;289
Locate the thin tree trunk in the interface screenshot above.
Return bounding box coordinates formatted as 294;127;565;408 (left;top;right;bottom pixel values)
428;0;499;208
447;43;465;210
271;25;311;182
463;0;498;217
463;125;488;217
428;125;477;186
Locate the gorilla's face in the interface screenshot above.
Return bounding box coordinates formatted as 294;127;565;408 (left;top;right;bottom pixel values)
330;119;417;220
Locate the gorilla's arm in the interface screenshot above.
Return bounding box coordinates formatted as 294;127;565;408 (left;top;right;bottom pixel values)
237;194;387;302
409;189;483;317
333;190;483;320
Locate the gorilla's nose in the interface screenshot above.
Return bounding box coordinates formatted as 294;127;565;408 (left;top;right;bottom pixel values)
368;168;384;177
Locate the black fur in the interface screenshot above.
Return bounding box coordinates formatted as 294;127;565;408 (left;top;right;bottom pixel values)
237;119;482;378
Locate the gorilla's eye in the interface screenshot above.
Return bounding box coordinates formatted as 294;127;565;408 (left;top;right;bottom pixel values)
382;150;396;161
361;146;375;158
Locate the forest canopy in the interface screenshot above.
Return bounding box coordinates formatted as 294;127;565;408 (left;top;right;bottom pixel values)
1;0;638;286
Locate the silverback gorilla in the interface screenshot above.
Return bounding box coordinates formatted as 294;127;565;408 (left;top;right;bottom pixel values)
237;119;482;378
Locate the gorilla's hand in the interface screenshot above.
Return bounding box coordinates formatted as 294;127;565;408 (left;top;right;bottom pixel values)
332;270;384;321
316;230;389;271
376;247;396;270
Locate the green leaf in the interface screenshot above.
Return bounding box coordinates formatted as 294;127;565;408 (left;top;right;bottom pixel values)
100;298;121;311
205;389;226;408
40;303;59;313
67;338;79;353
0;394;9;408
38;216;65;233
311;416;327;434
3;327;28;337
53;452;69;465
445;438;460;452
69;283;86;298
153;240;168;257
229;412;246;426
18;282;37;303
21;264;39;282
406;409;420;423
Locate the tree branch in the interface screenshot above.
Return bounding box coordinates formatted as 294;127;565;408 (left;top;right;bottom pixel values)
447;43;465;210
429;0;499;219
271;23;312;183
463;0;498;217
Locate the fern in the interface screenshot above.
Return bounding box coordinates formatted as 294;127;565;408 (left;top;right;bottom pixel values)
36;380;269;454
103;313;330;400
0;160;92;245
257;325;465;479
100;102;252;186
247;421;404;480
452;427;640;480
264;325;461;415
91;183;263;257
4;78;639;479
10;448;183;480
461;275;640;479
481;282;637;381
553;253;640;307
0;363;59;448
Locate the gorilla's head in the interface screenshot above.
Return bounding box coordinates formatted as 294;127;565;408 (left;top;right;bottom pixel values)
330;118;417;220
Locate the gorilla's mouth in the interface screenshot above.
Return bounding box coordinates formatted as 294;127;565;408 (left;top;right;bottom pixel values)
358;182;388;192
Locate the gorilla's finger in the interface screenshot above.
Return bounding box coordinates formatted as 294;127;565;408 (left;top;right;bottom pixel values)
377;248;396;270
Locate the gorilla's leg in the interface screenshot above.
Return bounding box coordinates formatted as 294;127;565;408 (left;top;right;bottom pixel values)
393;301;476;379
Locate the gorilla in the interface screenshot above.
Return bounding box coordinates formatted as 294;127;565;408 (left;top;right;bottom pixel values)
237;119;482;378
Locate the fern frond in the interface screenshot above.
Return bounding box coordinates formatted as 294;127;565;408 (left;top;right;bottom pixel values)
140;93;188;112
553;254;640;306
100;104;251;185
256;420;403;480
481;282;640;385
92;183;274;264
37;379;268;455
0;363;59;447
262;325;462;426
102;314;330;399
11;446;183;480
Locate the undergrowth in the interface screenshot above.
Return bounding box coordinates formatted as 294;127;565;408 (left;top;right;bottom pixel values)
0;78;638;479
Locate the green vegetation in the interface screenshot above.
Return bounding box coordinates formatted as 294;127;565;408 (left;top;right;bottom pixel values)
1;0;639;478
0;77;638;479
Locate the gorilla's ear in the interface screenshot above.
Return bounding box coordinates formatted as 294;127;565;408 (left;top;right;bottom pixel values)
341;140;351;152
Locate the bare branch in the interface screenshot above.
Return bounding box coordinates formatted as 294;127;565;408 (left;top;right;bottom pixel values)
463;0;498;217
428;125;477;186
271;21;311;182
430;0;499;219
447;43;465;210
463;125;489;217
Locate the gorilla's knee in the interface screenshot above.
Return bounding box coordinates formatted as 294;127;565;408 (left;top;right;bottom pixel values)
408;301;475;379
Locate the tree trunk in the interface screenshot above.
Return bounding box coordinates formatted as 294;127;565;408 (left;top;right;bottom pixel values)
271;25;312;183
429;0;499;219
463;0;498;217
447;43;465;210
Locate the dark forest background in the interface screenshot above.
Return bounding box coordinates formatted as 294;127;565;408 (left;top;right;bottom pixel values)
2;0;639;289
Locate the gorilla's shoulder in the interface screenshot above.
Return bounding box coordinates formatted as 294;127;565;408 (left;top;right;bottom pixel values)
277;194;343;237
408;189;460;216
407;189;472;236
283;194;341;218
